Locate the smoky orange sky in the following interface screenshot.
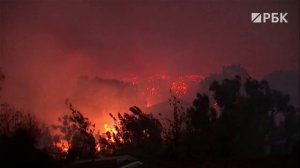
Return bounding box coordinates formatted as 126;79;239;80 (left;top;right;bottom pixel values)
0;0;299;131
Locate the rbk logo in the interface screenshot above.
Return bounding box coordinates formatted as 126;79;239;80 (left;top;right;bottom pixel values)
251;13;288;23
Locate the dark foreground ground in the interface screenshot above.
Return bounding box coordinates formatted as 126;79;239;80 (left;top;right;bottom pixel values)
142;155;299;168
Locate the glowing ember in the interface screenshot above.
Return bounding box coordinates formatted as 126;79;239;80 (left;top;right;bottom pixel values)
170;81;188;97
146;87;159;96
95;143;101;152
55;140;69;153
145;85;160;107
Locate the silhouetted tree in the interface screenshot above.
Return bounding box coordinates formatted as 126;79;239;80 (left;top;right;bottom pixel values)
187;93;217;132
0;104;56;167
166;75;299;159
103;106;163;160
163;95;187;159
184;93;217;158
209;76;298;156
54;99;96;161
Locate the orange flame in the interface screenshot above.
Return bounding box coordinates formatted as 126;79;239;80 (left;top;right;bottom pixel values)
104;123;117;134
103;123;124;144
95;143;101;152
103;123;118;143
55;140;69;153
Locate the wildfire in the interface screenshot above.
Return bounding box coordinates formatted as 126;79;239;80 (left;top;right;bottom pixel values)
103;123;124;144
145;86;160;107
147;87;159;96
170;81;188;97
95;143;101;152
103;123;118;142
104;123;117;134
55;140;69;153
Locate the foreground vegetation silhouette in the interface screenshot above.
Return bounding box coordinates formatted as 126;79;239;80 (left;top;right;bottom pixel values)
0;68;299;167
